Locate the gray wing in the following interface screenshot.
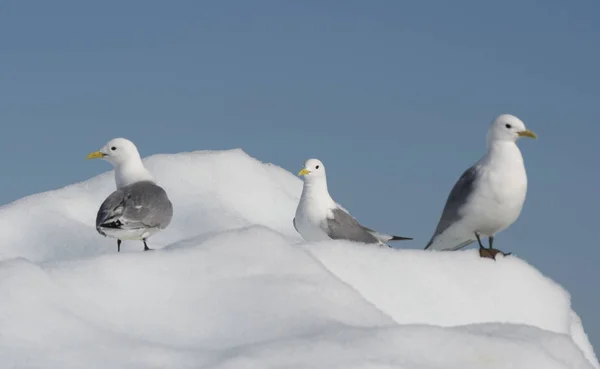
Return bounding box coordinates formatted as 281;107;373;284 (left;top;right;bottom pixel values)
425;165;480;250
321;208;381;244
96;181;173;234
361;225;413;242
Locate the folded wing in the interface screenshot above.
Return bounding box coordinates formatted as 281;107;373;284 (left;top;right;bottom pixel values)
425;165;481;250
96;181;173;235
322;208;385;245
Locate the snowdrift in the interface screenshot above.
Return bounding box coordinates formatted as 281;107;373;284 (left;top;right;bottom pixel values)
0;148;597;369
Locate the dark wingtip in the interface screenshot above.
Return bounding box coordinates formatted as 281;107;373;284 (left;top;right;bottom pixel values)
390;236;413;241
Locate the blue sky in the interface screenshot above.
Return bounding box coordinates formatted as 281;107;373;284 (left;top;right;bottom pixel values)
1;0;599;350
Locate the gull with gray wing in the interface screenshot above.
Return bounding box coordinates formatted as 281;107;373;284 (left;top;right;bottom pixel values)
87;138;173;252
425;114;537;259
293;159;412;246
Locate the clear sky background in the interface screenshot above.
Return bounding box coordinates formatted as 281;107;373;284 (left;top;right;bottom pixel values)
1;0;598;351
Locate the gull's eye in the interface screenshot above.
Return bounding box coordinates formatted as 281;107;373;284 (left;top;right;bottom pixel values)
505;124;512;129
315;165;320;169
111;146;117;151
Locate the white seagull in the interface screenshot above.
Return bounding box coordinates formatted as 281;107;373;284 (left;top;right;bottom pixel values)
86;138;173;252
293;158;412;246
424;114;537;259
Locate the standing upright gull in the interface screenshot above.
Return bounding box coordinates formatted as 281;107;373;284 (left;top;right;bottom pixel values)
86;138;173;252
425;114;537;259
293;158;412;246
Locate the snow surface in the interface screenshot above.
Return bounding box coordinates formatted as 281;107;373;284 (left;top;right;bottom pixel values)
0;148;597;369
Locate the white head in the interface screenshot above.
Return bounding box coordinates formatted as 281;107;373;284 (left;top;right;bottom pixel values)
298;158;327;181
86;137;154;188
86;138;143;166
486;114;537;146
297;158;335;205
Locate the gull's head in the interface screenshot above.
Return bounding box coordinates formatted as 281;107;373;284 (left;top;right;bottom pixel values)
487;114;537;144
298;158;326;181
86;138;142;167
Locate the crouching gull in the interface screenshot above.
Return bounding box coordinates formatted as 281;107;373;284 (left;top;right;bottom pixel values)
293;158;412;246
86;138;173;252
425;114;537;259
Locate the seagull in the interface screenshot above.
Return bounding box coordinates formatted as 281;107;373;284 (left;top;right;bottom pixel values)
86;138;173;252
424;114;537;259
293;158;412;246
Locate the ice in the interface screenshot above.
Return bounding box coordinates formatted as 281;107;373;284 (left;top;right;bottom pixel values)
0;148;596;368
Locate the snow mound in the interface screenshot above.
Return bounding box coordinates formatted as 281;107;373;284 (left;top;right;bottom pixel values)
0;148;596;369
0;149;300;262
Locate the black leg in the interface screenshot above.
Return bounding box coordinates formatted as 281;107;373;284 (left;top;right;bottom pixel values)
143;239;151;251
477;233;495;260
479;234;511;260
117;239;121;253
475;233;485;248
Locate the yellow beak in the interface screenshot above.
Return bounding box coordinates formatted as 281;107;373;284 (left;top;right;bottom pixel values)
86;151;106;159
298;168;311;176
517;129;537;139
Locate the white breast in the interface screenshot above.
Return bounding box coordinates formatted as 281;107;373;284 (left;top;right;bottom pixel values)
294;179;341;243
462;143;528;237
295;196;332;242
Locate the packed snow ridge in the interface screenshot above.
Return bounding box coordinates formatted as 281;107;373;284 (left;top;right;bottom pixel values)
0;148;597;369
